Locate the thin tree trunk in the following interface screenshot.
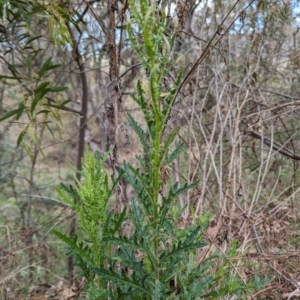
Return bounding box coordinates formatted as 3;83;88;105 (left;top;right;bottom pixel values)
106;1;126;212
67;23;89;281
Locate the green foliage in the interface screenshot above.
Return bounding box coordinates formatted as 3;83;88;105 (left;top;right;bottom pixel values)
0;0;80;159
53;154;258;291
0;54;70;158
54;146;123;271
53;1;266;299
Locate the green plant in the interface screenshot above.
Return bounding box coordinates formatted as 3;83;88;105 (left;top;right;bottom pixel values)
0;55;70;157
54;147;124;297
53;1;264;299
0;0;79;158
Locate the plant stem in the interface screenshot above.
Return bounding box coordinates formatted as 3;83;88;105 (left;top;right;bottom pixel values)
153;86;162;282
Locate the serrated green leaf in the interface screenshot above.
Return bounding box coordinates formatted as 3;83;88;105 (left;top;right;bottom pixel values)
166;143;184;165
130;198;153;241
170;181;199;199
153;280;164;300
102;235;147;253
92;267;152;296
159;126;179;167
161;73;182;125
134;80;156;138
56;183;77;207
123;163;153;214
158;195;176;229
160;227;206;263
52;230;94;263
117;245;147;276
111;206;127;234
127;113;149;153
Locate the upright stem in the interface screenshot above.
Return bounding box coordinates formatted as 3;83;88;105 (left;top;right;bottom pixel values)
152;74;162;281
153;130;161;281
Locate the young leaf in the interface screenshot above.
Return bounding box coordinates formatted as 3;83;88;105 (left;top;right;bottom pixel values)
16;102;24;120
166;227;204;257
111;206;127;234
92;267;152;296
52;230;94;263
34;82;51;94
153;280;165;300
165;143;184;165
17;126;28;147
31;89;49;114
38;57;52;78
159;126;179;167
127;113;149;153
56;183;78;207
170;181;200;199
0;107;24;121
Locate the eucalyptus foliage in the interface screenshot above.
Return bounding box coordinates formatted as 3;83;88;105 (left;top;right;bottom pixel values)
0;0;78;159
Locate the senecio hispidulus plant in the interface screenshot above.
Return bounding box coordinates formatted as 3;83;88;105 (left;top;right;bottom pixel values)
53;0;266;298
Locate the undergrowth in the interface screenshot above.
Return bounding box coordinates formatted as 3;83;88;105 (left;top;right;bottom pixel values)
53;0;266;299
